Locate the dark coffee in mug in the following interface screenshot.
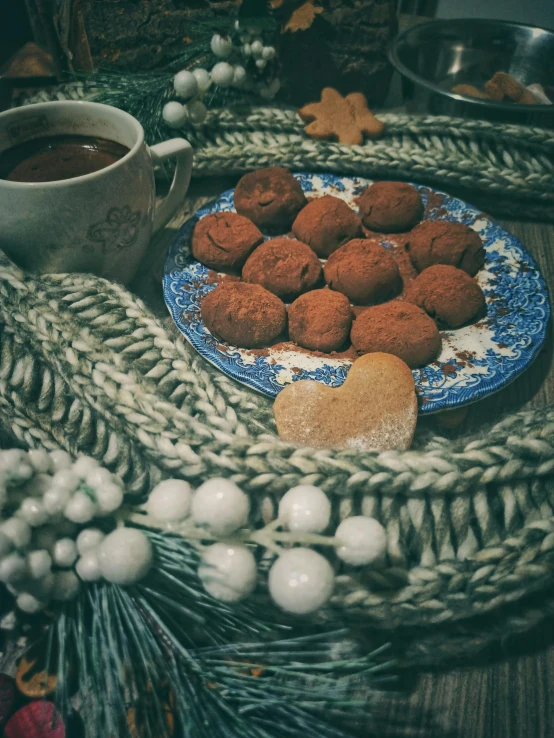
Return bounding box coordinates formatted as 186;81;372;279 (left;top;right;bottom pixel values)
0;134;130;183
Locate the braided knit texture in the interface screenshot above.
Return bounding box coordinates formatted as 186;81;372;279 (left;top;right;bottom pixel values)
184;108;554;221
2;99;554;655
22;87;554;221
1;251;554;637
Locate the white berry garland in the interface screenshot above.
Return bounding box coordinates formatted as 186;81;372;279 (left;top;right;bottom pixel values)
0;448;388;618
161;25;281;132
0;450;152;613
137;477;388;615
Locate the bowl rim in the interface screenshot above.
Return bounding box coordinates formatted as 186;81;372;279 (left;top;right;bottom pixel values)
388;17;554;111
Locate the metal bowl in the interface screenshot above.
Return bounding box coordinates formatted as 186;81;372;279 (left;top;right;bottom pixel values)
389;19;554;127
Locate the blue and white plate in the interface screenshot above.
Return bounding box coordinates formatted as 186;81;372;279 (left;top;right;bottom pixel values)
163;173;550;414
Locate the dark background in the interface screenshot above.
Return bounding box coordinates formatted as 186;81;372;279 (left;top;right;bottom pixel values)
0;0;33;66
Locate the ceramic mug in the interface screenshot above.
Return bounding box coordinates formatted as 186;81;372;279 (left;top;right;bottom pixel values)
0;101;193;284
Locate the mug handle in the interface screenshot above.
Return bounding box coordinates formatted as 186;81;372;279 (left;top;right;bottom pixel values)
148;139;193;233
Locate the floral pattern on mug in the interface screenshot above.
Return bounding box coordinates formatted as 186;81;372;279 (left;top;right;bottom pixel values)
86;206;143;252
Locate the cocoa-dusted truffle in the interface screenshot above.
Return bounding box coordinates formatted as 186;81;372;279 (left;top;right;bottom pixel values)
192;212;263;272
242;238;322;301
291;195;363;258
201;282;286;348
324;239;401;305
288;289;353;353
406;220;485;276
234;167;307;233
406;265;486;328
351;301;441;368
358;181;423;232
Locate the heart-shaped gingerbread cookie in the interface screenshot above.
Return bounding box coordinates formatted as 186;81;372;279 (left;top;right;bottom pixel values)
273;353;417;452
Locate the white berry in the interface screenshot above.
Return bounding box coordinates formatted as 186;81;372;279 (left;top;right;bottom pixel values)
211;62;234;88
262;46;276;60
94;482;124;515
0;554;27;584
76;550;102;581
28;571;55;599
52;570;80;601
27;549;52;579
76;528;104;554
146;479;192;522
21;473;51;498
28;449;52;474
199;543;257;602
242;43;252;58
51;469;80;493
0;450;32;482
187;100;208;125
255;58;267;70
259;80;281;100
49;450;73;471
232;65;247;88
268;548;334;615
191;478;250;536
1;518;31;549
335;516;387;566
18;497;49;527
174;69;199;100
72;456;99;478
163;101;187;129
278;485;331;534
86;467;116;489
53;538;78;568
98;528;153;585
0;531;12;558
17;593;46;614
192;68;211;93
64;491;97;523
250;40;263;58
210;33;233;59
43;487;72;516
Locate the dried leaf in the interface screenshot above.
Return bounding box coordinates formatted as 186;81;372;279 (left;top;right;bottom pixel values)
283;1;324;33
270;0;285;7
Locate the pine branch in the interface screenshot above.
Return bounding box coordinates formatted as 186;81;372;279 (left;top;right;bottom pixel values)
47;531;395;738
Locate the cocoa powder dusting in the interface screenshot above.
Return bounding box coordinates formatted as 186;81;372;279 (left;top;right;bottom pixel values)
206;269;241;285
288;289;352;353
351;301;441;369
248;341;357;361
201;282;286;348
405;264;486;328
442;363;458;376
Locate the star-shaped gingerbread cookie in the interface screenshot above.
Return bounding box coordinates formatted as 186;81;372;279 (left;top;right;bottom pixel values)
298;87;384;146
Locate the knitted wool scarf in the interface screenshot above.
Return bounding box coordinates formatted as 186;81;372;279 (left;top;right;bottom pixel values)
1;103;554;665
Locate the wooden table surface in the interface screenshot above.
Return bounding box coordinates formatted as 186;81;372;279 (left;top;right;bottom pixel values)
133;176;554;738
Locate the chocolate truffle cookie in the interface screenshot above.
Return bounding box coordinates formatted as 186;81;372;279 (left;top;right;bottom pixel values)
242;238;322;301
406;220;485;276
406;265;486;328
201;282;286;349
358;182;423;232
351;301;441;368
234;167;307;233
288;289;353;353
324;239;401;305
192;212;264;272
291;195;363;258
